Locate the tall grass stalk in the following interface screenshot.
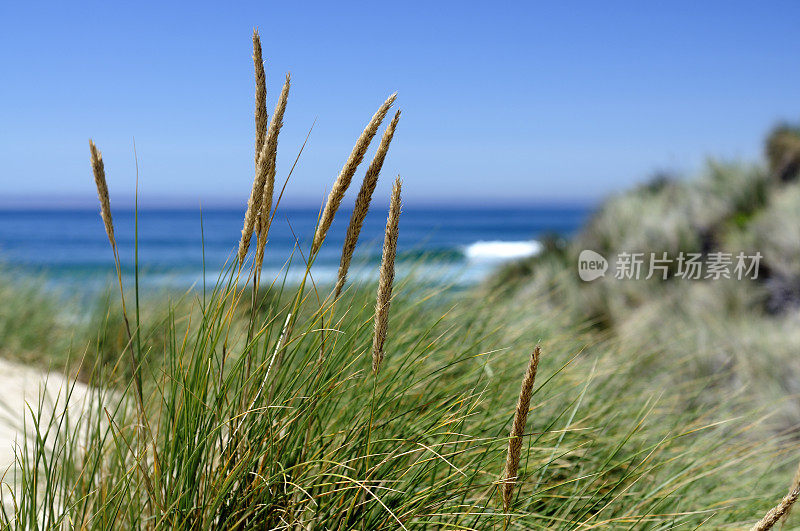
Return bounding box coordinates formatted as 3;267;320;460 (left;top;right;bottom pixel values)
238;29;272;266
501;345;540;512
371;177;401;374
88;140;142;409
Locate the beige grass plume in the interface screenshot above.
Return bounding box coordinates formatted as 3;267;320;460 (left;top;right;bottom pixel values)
253;28;267;169
311;93;397;257
89;140;116;249
334;110;401;298
501;345;541;512
751;461;800;530
371;177;402;374
237;31;270;266
255;73;291;273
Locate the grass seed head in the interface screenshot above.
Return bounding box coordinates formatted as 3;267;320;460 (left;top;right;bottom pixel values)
89;140;116;249
501;345;541;511
371;177;402;374
253;28;268;169
238;31;271;266
751;462;800;531
335;110;401;298
312;93;397;256
255;73;291;273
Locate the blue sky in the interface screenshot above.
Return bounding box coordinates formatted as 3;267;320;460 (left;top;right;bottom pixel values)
2;1;800;206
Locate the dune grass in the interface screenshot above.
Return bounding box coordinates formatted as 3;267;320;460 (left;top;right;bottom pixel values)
2;254;797;528
3;255;797;528
0;32;798;529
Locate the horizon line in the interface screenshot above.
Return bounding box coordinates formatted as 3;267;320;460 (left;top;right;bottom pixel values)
0;193;599;210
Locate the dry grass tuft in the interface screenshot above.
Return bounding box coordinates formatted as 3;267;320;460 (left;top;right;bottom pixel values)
751;461;800;530
311;93;397;256
255;73;291;273
334;110;401;298
501;345;541;512
89;140;116;249
371;177;402;374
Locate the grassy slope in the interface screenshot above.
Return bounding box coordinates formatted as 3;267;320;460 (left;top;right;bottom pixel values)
490;158;800;433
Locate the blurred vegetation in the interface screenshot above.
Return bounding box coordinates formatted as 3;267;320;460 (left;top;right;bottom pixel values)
486;122;800;434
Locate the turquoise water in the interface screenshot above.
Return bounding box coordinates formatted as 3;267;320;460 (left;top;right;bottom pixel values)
0;205;590;290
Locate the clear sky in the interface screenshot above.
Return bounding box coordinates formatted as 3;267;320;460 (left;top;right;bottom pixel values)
2;1;800;206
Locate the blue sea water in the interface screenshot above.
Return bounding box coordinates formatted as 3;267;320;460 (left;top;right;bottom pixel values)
0;205;590;291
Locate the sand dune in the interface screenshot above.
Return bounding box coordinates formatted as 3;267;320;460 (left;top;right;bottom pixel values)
0;358;94;474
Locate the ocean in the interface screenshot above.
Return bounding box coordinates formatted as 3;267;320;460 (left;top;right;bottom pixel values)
0;205;590;291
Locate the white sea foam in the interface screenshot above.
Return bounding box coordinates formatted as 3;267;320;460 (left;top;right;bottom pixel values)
464;240;542;261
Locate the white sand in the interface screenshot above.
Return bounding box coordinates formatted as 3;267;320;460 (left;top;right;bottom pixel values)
0;358;94;472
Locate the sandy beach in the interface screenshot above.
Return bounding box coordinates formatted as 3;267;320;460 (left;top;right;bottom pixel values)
0;359;93;474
